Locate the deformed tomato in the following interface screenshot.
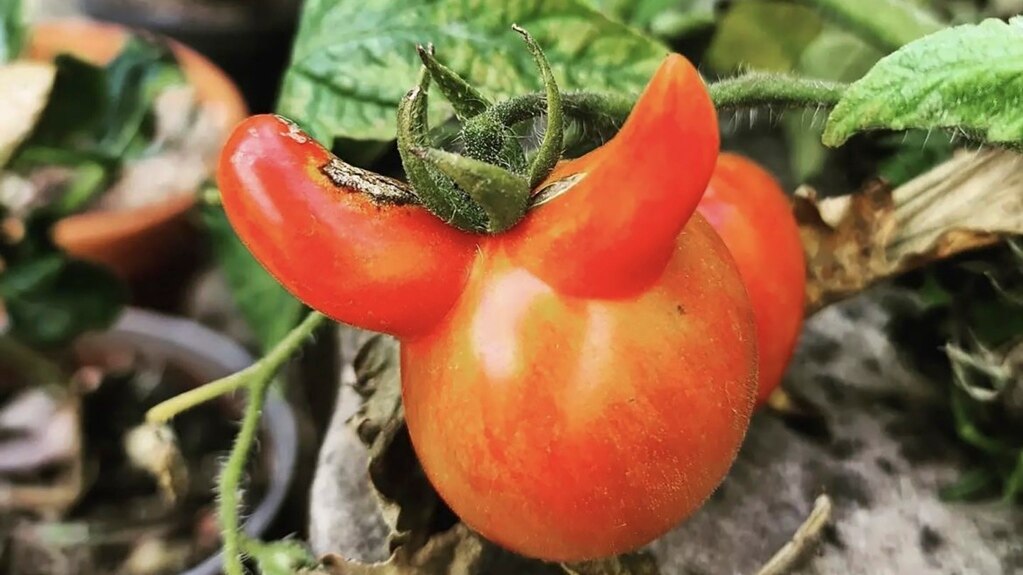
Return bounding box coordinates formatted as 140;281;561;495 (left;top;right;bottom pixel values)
218;55;758;561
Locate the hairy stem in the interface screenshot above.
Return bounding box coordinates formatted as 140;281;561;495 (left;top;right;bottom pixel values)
146;312;327;424
494;74;847;137
709;74;847;112
218;366;273;575
208;312;326;575
492;90;633;134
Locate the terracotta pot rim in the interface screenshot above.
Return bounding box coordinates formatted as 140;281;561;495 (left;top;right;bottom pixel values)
25;19;246;276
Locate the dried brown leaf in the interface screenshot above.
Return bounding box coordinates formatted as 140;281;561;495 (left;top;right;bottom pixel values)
799;148;1023;312
561;552;661;575
348;335;450;551
307;525;485;575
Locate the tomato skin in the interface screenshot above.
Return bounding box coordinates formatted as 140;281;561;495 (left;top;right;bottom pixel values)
697;154;806;403
402;213;757;561
217;115;478;338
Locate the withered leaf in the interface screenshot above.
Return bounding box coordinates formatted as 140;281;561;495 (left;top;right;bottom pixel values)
348;335;453;551
309;523;596;575
561;552;660;575
798;148;1023;313
308;525;485;575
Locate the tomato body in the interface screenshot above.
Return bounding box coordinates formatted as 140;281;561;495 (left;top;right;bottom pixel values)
219;54;758;562
402;214;756;561
697;154;806;403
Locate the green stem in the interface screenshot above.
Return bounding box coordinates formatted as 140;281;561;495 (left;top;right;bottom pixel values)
492;90;633;134
709;74;847;111
145;312;327;424
494;75;847;137
207;311;326;575
218;365;272;575
512;24;564;188
801;0;943;52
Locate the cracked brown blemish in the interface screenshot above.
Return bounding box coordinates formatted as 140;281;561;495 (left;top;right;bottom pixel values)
320;158;418;206
676;304;686;315
530;172;585;208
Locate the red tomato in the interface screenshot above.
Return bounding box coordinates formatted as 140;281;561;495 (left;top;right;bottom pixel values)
697;155;806;403
219;55;758;561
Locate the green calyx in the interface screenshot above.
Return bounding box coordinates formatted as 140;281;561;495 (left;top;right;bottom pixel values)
396;26;564;234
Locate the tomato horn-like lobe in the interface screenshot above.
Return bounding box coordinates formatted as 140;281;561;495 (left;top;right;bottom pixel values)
217;114;478;338
504;54;719;297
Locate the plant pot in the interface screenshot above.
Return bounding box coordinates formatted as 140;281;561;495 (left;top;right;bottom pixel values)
24;19;248;282
1;308;297;575
74;307;298;575
79;0;300;113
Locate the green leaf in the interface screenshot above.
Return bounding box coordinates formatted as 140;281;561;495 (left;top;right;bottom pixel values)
824;18;1023;148
0;256;126;347
0;0;24;64
200;194;304;352
706;1;822;73
587;0;714;40
803;0;944;52
96;36;185;157
14;35;186;163
277;0;667;145
785;29;884;181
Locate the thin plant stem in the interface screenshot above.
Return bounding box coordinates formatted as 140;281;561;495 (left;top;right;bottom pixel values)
209;311;327;575
218;365;274;575
145;312;327;424
709;74;847;112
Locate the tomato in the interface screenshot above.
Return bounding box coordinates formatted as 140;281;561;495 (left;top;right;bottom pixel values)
218;55;757;561
697;154;806;403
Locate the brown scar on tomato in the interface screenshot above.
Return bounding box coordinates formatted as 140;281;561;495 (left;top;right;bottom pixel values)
530;172;586;208
320;158;418;206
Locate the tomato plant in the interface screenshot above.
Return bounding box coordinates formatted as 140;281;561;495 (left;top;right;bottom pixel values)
698;154;807;403
219;54;758;561
137;1;1023;573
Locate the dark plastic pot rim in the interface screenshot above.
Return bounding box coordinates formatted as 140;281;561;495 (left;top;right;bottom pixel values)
72;307;299;575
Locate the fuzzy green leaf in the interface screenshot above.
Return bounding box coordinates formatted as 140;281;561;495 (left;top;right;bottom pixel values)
586;0;714;39
277;0;667;145
706;1;822;73
804;0;944;52
824;18;1023;148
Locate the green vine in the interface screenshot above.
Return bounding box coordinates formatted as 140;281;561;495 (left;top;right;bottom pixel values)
145;311;327;575
710;74;847;112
